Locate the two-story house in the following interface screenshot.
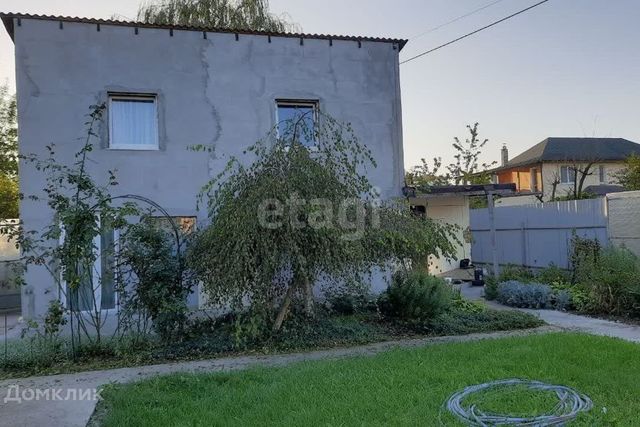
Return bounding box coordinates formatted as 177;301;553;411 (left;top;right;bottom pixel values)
491;137;640;205
1;12;407;319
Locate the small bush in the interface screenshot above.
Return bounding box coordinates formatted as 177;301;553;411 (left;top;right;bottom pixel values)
325;289;377;316
577;245;640;316
379;270;452;322
484;276;499;301
536;264;570;285
496;281;551;309
429;308;544;336
498;265;535;283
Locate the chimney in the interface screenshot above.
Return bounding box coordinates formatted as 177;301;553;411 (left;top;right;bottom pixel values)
501;144;509;166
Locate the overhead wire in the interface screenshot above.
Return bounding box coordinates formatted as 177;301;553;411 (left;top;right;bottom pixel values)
400;0;551;65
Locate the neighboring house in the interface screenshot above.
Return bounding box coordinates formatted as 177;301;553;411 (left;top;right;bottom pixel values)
490;137;640;205
1;13;407;319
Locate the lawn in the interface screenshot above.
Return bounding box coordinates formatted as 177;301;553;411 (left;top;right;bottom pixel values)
95;333;640;426
1;308;543;379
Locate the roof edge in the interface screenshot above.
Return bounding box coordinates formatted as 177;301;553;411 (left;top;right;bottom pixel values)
0;12;408;50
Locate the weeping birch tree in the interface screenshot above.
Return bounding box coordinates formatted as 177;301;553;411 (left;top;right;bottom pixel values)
188;112;458;332
136;0;298;32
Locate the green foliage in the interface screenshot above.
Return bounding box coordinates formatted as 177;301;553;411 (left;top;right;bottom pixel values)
429;308;544;336
404;157;450;189
498;264;536;283
188;111;457;332
576;245;640;317
0;83;18;219
0;173;19;218
324;288;377;316
570;234;601;284
15;104;141;349
136;0;298;32
451;293;486;314
484;276;499;300
536;264;570;285
118;218;196;342
378;270;452;322
404;122;496;191
0;83;17;177
447;122;497;185
613;153;640;191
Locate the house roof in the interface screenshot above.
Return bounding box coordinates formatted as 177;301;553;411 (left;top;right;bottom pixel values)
492;137;640;172
0;12;408;50
583;184;626;196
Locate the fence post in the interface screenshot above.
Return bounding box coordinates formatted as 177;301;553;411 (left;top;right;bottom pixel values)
487;192;498;275
521;221;527;267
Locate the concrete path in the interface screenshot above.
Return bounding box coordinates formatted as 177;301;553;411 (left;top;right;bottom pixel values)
460;282;640;343
0;325;557;427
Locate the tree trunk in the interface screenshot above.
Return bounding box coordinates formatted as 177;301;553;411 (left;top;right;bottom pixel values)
577;163;594;198
303;275;314;317
272;284;294;332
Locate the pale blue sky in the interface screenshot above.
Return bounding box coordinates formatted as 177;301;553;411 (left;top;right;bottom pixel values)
1;0;639;169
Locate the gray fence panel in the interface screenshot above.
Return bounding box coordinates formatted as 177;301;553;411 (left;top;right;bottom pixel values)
470;199;608;270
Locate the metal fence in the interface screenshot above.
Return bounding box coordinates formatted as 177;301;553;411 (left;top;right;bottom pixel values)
470;198;608;270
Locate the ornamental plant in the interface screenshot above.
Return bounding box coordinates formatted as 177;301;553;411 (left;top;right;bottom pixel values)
188;111;458;332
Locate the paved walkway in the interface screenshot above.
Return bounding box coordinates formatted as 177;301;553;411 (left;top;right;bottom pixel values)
460;282;640;343
0;326;557;427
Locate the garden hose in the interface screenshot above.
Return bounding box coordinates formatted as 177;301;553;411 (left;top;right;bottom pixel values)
446;378;593;426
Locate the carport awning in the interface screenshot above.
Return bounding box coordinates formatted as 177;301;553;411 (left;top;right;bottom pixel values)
403;183;516;199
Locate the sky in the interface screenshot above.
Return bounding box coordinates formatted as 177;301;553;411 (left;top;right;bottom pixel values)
1;0;639;169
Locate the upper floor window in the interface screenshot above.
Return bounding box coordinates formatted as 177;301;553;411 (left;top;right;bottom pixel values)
109;94;159;150
599;165;606;183
560;166;576;184
276;100;318;148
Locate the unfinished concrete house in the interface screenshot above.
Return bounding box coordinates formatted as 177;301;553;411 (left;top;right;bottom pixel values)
1;13;407;319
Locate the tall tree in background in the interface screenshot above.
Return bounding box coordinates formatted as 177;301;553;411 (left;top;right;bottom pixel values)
404;157;450;190
0;83;18;219
136;0;298;32
405;122;496;190
614;154;640;191
447;123;496;185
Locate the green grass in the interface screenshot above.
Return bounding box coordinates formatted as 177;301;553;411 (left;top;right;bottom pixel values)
96;333;640;426
1;309;543;379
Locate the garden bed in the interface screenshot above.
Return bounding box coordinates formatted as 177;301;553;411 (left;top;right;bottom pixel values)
0;307;543;380
91;333;639;426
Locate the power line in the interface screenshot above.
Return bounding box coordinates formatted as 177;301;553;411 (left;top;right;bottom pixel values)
410;0;506;40
400;0;551;65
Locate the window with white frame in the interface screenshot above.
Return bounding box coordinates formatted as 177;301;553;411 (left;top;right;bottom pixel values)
599;165;606;183
108;94;159;150
560;166;576;184
276;100;318;148
65;226;117;312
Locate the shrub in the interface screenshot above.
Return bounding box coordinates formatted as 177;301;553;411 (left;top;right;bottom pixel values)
378;270;452;322
484;276;499;301
498;264;535;283
536;264;570;285
429;309;544;336
496;281;551;309
324;286;377;316
577;245;640;316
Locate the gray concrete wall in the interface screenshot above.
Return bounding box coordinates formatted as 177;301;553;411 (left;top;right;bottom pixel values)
11;18;404;318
